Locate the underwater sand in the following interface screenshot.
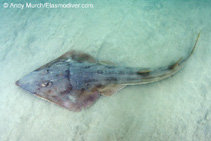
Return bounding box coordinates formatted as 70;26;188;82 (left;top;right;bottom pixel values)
0;0;211;140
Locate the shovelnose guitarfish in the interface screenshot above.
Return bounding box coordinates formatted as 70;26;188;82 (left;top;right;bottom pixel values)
16;33;200;111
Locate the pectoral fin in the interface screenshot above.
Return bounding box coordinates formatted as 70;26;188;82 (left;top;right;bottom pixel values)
60;50;96;63
35;89;100;112
36;50;96;70
98;60;116;66
96;84;126;96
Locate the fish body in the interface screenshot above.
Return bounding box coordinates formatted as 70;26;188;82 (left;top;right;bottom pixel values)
16;33;200;111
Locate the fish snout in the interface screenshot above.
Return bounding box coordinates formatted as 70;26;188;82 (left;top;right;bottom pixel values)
15;80;20;86
15;77;38;94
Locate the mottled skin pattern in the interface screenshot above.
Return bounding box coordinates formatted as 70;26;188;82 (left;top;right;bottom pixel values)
16;59;100;111
16;33;200;111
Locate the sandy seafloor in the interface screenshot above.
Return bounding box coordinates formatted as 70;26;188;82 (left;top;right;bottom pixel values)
0;0;211;140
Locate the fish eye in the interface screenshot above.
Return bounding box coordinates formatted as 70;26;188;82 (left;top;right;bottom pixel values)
41;81;52;87
42;69;50;74
45;69;50;73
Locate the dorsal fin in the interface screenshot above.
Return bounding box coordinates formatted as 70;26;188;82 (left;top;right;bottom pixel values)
168;57;183;70
137;70;151;76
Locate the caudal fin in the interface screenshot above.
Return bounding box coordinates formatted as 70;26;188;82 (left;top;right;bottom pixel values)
135;32;200;84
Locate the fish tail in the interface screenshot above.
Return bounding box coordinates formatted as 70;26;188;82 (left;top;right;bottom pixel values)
135;32;200;84
179;31;200;65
